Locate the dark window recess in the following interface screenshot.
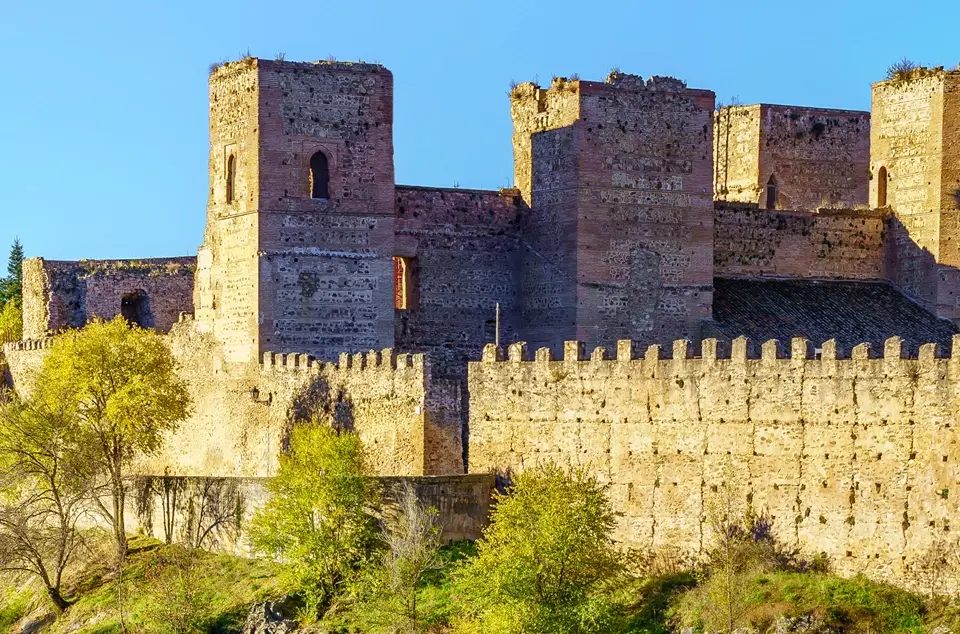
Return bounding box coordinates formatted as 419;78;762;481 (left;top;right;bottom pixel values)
878;166;888;207
120;290;150;327
766;175;778;210
310;151;330;199
226;154;236;204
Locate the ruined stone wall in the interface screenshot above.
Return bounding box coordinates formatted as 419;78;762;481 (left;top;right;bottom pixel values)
715;105;870;210
125;474;493;556
714;204;888;280
21;257;195;339
394;185;522;377
469;337;960;591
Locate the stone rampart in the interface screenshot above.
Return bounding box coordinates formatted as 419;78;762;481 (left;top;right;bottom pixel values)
714;204;888;280
468;336;960;591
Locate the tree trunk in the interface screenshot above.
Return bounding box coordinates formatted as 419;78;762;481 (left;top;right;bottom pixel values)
46;586;71;612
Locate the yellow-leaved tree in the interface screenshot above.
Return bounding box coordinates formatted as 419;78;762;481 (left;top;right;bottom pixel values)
34;317;191;558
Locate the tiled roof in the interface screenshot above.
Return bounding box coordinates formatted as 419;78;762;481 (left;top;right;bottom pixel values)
711;277;959;357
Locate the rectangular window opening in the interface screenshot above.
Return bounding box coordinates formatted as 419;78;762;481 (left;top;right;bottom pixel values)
394;256;419;310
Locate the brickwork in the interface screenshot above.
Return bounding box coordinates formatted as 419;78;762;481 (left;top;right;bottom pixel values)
22;257;195;339
469;336;960;591
394;185;522;376
197;59;396;363
715;105;870;210
511;74;715;354
714;203;888;279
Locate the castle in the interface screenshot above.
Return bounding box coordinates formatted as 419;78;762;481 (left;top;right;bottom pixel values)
5;58;960;589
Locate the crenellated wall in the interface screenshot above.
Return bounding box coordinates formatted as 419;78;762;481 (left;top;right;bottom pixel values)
3;320;464;479
468;336;960;590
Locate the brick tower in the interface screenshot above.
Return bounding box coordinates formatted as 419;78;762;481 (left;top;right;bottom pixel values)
511;73;716;353
195;58;396;363
871;67;960;320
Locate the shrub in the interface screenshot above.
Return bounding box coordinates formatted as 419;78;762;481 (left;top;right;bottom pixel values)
142;545;209;634
452;463;627;634
887;58;920;82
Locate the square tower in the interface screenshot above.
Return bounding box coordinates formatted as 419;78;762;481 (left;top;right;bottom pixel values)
511;73;715;352
871;67;960;317
195;58;396;363
714;104;870;210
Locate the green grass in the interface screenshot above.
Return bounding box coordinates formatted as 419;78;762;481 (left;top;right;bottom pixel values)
673;570;927;634
0;535;291;634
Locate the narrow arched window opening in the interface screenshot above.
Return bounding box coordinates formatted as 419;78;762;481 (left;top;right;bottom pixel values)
226;154;236;204
310;151;330;199
766;175;778;210
878;166;888;207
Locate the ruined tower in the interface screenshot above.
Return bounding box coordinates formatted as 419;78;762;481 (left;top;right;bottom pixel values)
195;58;396;363
871;68;960;320
511;73;716;353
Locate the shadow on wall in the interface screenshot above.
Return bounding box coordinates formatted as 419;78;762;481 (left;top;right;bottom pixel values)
885;215;960;328
285;374;355;451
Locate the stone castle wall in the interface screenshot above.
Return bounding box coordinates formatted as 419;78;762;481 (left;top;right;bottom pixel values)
394;185;522;376
715;104;870;210
2;319;464;479
22;257;195;339
468;336;960;590
714;204;888;280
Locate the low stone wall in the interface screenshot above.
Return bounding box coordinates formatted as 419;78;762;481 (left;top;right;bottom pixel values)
468;337;960;592
126;474;494;555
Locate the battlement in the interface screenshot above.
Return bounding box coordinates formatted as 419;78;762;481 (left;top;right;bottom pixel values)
2;338;55;354
260;348;426;374
480;334;960;365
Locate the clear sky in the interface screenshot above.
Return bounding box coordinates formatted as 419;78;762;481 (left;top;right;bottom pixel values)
1;0;957;261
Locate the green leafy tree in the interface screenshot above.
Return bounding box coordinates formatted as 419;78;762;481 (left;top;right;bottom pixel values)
344;481;445;633
0;301;21;343
34;317;191;558
452;463;627;634
0;394;98;611
0;238;24;308
249;423;381;619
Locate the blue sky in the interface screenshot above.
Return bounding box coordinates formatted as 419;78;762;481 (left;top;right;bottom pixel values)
1;0;957;260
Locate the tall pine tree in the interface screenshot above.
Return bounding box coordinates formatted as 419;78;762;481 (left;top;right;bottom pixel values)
0;238;23;307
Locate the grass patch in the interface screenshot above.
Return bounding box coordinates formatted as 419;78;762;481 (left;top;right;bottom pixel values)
674;570;926;634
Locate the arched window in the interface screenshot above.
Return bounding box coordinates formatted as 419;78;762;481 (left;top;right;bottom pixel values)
765;175;778;209
310;151;330;199
878;166;888;207
225;154;236;204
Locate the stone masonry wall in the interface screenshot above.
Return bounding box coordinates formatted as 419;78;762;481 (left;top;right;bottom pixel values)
714;204;888;280
394;185;522;377
125;474;493;556
715;105;870;210
22;257;196;339
3;319;463;478
469;337;960;592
